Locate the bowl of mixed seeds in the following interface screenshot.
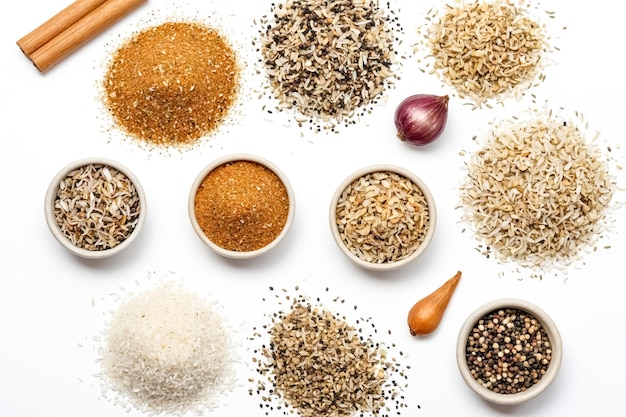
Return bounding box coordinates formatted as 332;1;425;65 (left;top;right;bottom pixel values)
188;154;295;259
44;157;146;259
329;164;436;271
456;298;563;405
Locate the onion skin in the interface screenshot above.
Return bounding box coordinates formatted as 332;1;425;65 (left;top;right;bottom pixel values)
407;271;462;336
394;94;449;146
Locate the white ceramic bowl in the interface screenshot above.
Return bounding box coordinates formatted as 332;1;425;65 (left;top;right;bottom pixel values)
329;164;436;271
188;154;295;259
44;157;146;259
456;298;563;405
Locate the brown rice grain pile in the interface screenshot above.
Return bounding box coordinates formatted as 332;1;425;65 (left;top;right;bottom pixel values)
257;0;402;130
102;21;240;147
422;0;548;106
458;109;616;269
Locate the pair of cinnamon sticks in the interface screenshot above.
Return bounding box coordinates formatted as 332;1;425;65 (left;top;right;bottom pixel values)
17;0;147;73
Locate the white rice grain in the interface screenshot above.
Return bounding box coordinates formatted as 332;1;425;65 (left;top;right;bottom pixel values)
98;281;237;415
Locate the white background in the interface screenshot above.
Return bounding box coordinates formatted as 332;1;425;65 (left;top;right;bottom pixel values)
1;0;625;416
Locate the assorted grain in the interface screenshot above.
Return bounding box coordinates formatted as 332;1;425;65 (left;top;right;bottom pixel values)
420;0;549;106
53;163;141;251
33;0;618;413
465;308;552;394
335;171;430;264
98;281;237;415
257;0;402;130
102;21;240;147
458;109;616;270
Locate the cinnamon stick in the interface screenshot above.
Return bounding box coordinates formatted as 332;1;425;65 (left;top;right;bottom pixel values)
17;0;107;57
24;0;148;73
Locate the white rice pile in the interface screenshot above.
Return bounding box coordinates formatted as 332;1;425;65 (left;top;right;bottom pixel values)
98;281;237;415
459;108;617;270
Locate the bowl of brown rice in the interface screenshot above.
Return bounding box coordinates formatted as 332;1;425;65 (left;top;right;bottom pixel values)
44;157;146;259
456;298;563;405
329;164;436;271
188;154;295;259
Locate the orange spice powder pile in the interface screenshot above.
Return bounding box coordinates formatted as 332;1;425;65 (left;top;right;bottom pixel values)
102;21;240;147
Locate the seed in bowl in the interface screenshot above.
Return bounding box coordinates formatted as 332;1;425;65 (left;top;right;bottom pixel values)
465;308;552;394
334;171;430;264
53;163;141;251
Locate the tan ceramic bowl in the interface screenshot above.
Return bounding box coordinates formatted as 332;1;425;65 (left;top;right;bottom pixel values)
456;298;563;405
188;154;295;259
329;164;436;271
44;157;146;259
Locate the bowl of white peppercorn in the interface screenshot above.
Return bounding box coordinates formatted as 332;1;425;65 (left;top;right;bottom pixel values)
456;298;563;405
44;157;146;259
329;164;436;271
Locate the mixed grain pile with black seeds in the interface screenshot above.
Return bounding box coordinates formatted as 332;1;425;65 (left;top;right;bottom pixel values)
102;21;240;147
257;0;402;130
458;109;616;270
420;0;549;106
250;287;410;417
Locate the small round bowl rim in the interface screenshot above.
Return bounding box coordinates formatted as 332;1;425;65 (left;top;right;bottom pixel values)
456;298;563;406
188;153;296;259
44;157;147;260
328;164;437;271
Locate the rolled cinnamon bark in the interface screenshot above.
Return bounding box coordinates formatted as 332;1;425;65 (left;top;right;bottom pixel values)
17;0;107;56
20;0;148;72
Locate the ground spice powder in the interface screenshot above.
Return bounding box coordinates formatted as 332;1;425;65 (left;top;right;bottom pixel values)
103;21;240;147
194;161;290;252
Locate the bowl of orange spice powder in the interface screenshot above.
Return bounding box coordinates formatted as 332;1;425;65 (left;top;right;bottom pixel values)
189;154;295;259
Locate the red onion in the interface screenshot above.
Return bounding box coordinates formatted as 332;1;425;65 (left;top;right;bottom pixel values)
394;94;449;146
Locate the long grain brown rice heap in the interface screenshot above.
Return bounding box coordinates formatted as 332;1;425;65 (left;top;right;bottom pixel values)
258;0;401;129
422;0;548;106
458;109;616;269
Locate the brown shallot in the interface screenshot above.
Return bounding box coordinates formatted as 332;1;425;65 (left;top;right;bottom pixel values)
407;271;461;336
